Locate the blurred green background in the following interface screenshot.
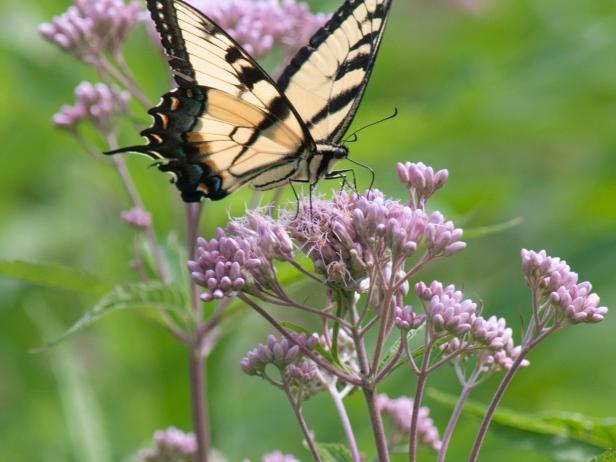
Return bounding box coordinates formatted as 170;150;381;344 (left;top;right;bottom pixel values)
1;0;615;460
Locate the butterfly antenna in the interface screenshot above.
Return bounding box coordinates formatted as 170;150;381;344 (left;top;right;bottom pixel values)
342;107;398;144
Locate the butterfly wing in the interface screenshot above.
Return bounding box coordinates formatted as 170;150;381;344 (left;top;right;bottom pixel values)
277;0;392;144
109;0;314;202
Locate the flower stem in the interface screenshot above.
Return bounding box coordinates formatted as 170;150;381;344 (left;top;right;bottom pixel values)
350;305;390;462
409;342;432;462
189;350;211;462
99;56;151;109
363;386;390;462
326;383;361;462
437;372;478;462
375;340;404;383
185;202;210;462
370;269;397;372
238;293;362;386
283;385;321;462
466;352;527;462
467;326;554;462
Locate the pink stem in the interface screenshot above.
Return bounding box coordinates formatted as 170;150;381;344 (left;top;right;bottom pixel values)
185;203;210;462
283;385;321;462
326;384;361;462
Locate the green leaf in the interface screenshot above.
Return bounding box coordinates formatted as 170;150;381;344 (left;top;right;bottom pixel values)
27;301;111;462
148;232;189;284
35;281;188;350
463;217;523;239
429;389;616;448
592;449;616;462
0;260;113;295
428;389;611;461
378;327;423;372
314;442;353;462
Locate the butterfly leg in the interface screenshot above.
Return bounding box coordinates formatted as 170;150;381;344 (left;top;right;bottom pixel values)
325;168;358;193
288;179;315;219
346;158;375;191
289;180;302;220
309;182;316;217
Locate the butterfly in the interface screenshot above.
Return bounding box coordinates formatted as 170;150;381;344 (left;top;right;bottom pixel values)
106;0;392;202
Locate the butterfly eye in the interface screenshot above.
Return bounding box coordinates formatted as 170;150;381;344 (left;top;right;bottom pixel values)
334;146;348;159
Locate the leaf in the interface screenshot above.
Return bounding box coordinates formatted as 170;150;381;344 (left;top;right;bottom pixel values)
313;442;353;462
35;281;188;350
463;217;523;239
378;329;450;377
378;327;423;372
145;232;189;284
27;301;111;462
0;260;113;295
428;389;610;461
592;449;616;462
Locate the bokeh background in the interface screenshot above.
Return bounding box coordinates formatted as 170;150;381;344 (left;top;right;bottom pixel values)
1;0;615;460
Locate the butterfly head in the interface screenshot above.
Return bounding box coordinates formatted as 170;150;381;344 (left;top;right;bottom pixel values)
315;142;348;160
313;142;349;176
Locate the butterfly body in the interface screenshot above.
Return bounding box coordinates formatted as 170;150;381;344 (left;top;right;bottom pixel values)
107;0;391;202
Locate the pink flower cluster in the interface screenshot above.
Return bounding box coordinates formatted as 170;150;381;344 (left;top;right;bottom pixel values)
240;332;318;375
471;315;529;370
121;206;152;230
396;161;448;209
188;230;251;301
415;281;476;336
287;188;465;289
138;427;196;462
39;0;140;60
415;281;529;371
146;0;330;61
393;304;426;330
197;0;330;59
521;249;607;324
260;451;300;462
189;210;298;301
376;393;442;451
53;81;129;133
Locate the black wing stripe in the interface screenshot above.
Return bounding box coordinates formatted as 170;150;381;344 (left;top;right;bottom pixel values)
232;96;291;163
231;158;298;181
251;163;299;188
336;53;371;79
277;0;392;143
147;0;196;85
157;0;315;143
308;84;362;127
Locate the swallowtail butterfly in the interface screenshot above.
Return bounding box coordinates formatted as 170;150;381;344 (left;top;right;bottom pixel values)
107;0;392;202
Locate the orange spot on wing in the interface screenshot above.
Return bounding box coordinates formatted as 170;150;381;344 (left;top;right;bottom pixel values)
157;112;169;128
169;97;180;111
149;133;164;144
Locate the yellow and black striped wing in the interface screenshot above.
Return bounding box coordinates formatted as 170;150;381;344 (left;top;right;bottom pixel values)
277;0;392;144
137;86;309;201
107;0;314;202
